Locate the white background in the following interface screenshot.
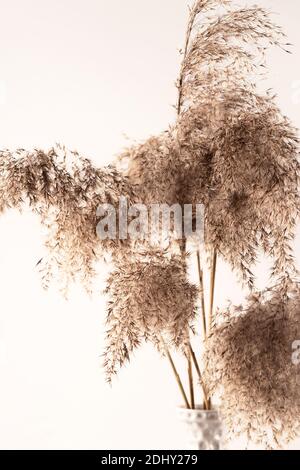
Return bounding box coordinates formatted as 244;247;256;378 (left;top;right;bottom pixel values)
0;0;299;449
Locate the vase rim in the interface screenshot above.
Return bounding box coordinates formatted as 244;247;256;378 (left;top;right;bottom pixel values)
177;405;219;413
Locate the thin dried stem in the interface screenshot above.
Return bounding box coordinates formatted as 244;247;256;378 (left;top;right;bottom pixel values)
161;336;190;409
188;343;210;410
177;1;200;114
208;249;217;331
196;249;207;338
187;351;195;409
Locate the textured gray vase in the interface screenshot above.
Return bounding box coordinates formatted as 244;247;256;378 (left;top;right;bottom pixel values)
178;406;223;450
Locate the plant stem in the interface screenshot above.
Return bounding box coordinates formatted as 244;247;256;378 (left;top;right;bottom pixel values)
196;249;209;408
177;2;200;115
196;249;207;338
188;344;210;410
187;350;195;409
176;1;217;412
208;249;217;332
161;337;191;409
175;1;211;412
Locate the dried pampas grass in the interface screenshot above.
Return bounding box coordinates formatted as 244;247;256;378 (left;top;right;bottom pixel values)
104;251;198;381
118;0;299;288
118;131;178;206
0;145;135;291
204;286;300;448
173;0;299;285
205;103;299;286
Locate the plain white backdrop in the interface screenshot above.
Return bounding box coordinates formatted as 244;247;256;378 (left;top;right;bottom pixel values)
0;0;299;449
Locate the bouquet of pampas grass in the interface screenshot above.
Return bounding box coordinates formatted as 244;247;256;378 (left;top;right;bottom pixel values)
0;0;299;449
